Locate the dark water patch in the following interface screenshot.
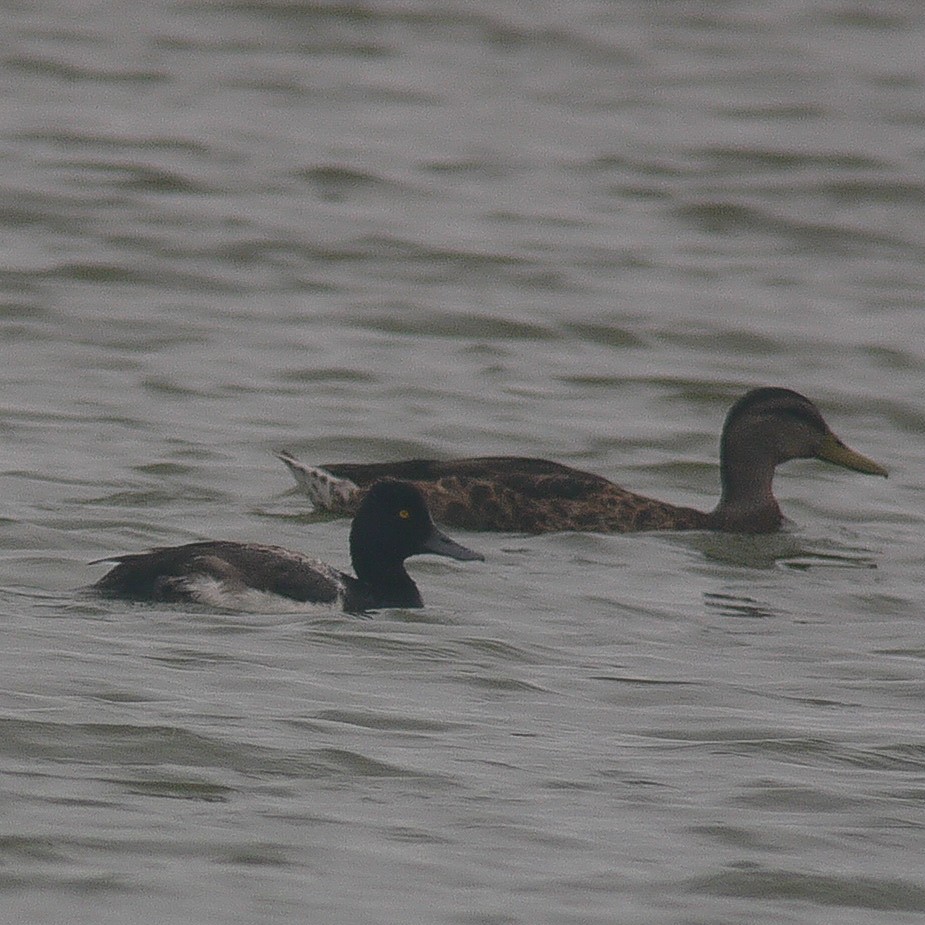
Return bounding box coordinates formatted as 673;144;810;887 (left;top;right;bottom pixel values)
0;718;453;784
49;262;159;286
875;645;925;660
458;675;547;694
98;163;214;195
140;376;220;399
821;178;925;206
867;345;925;372
887;787;925;804
283;717;352;737
590;674;699;687
778;551;879;572
159;27;390;61
550;371;636;390
655;326;788;357
0;835;66;864
91;690;160;705
0;202;97;240
85;330;211;352
539;778;600;797
82;488;178;507
301;83;441;105
311;709;462;734
219;844;302;867
840;743;925;773
279;366;376;385
719;102;829;120
5;54;165;85
487;208;591;232
4;466;105;487
703;592;778;620
423;159;514;181
0;300;52;321
685;533;872;572
146;648;245;670
307;630;461;661
85;485;229;506
712;734;925;773
254;508;344;530
734;781;861;813
384;825;453;846
107;776;234;802
457;636;544;665
45;261;244;293
637;727;824;749
311;234;526;268
13;130;213;158
688;824;781;853
695;146;885;174
220;1;637;64
816;7;915;28
352;311;560;341
313;746;455;784
583;152;694;179
295;165;405;202
561;322;648;349
673;201;914;256
132;462;197;477
0;870;138;894
686;867;925;912
0;719;245;769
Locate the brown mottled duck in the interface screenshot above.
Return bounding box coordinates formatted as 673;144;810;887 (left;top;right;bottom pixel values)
278;388;887;534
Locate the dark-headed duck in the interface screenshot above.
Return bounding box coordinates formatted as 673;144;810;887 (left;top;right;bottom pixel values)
93;480;482;611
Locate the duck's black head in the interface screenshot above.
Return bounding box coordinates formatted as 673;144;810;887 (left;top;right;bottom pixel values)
348;480;483;598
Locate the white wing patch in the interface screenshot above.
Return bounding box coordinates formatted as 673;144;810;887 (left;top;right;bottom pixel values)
173;572;345;613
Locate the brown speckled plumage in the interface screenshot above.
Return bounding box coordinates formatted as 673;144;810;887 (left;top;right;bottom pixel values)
281;389;887;535
319;461;711;533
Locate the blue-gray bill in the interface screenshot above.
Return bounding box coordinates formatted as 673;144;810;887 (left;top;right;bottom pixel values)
421;527;484;561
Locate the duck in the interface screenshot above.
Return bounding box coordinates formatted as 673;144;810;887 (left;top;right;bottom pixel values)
92;480;483;611
278;388;887;535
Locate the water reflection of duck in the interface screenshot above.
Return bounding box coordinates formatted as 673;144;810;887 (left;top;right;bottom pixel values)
92;480;483;612
280;389;887;535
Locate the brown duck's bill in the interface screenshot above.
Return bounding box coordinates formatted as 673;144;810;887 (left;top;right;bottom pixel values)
421;527;484;561
817;432;888;477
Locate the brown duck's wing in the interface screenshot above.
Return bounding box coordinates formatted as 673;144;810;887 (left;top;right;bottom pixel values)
322;456;615;487
93;541;343;603
409;474;711;534
319;457;710;533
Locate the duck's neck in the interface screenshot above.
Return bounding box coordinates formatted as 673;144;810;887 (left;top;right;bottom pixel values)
710;442;783;533
352;553;423;608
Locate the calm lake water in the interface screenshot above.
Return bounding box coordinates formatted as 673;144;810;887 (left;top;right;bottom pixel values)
2;2;924;923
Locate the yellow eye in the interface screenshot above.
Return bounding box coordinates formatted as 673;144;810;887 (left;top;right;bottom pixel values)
398;509;411;519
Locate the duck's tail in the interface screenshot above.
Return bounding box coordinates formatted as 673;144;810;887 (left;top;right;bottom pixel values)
276;451;360;514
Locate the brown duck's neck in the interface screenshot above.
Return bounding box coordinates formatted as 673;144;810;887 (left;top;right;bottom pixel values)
710;449;783;533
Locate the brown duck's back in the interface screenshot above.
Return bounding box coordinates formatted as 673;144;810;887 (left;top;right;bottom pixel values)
323;456;614;486
423;477;711;533
328;460;710;533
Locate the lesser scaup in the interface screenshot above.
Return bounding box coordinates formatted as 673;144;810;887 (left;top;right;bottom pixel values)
93;480;483;611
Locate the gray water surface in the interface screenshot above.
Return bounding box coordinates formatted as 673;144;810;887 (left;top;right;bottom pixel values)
2;2;924;923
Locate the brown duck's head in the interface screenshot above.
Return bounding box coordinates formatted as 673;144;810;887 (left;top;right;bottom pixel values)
712;387;888;531
721;387;888;477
